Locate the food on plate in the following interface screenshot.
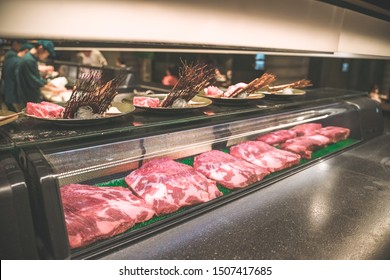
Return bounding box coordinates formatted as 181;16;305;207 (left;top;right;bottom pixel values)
160;62;215;108
73;106;103;119
226;73;277;98
171;98;193;108
282;88;294;95
290;123;322;136
265;79;312;93
194;150;269;189
26;101;64;118
25;101;123;120
204;86;224;98
63;70;126;119
203;73;277;99
125;157;222;215
224;82;248;97
105;106;122;114
280;135;330;159
133;95;210;109
317;126;350;143
230;141;301;173
134;62;214;109
25;70;129;120
133;96;160;108
60;184;155;249
256;129;297;146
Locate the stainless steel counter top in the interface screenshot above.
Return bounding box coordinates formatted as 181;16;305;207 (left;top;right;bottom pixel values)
100;127;390;260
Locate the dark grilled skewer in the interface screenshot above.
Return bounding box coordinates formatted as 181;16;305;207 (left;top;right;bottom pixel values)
160;62;215;107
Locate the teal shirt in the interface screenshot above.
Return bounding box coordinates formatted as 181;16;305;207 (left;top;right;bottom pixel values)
1;50;17;99
17;52;47;105
3;49;17;61
2;51;22;104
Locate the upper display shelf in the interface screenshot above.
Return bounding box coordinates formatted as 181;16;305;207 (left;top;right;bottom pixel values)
0;0;389;58
0;88;366;151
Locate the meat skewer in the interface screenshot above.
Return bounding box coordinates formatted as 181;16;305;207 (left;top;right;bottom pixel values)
227;73;276;97
266;79;312;92
63;70;127;119
160;62;215;107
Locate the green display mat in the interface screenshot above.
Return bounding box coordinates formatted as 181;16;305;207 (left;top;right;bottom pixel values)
93;138;358;236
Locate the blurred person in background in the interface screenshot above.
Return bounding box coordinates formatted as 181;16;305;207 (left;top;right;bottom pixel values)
214;67;227;87
1;43;33;111
1;39;24;109
378;87;390;104
368;84;381;103
17;40;65;106
0;39;5;61
115;57;127;68
162;65;179;87
3;39;24;61
387;88;390;103
77;49;108;67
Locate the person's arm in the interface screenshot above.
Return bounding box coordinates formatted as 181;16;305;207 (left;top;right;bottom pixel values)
38;64;58;78
19;61;65;94
19;59;46;89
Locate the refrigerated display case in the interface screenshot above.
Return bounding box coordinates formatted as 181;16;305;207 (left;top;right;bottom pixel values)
1;87;388;259
0;151;39;259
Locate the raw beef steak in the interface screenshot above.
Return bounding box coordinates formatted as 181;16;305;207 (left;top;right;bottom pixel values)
133;96;160;108
60;184;155;249
280;135;330;159
256;129;297;145
318;126;350;143
230;141;301;173
125;157;222;215
26;101;64;118
194;150;269;189
290;123;322;136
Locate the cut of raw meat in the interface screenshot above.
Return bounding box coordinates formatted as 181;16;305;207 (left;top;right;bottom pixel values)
60;184;155;249
290;123;322;136
194;150;269;189
204;86;223;97
317;126;350;143
26;101;64;118
256;129;297;145
230;141;301;173
133;96;160;108
280;135;330;159
224;82;247;97
125;157;222;215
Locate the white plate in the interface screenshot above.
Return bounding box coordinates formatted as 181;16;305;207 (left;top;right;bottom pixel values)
198;90;265;106
262;88;306;97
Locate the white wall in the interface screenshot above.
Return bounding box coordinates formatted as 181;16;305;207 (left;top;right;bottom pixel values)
337;9;390;57
0;0;389;57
